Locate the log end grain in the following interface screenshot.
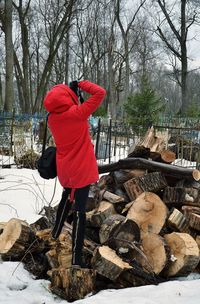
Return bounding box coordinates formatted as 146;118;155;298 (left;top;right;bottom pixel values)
163;232;200;277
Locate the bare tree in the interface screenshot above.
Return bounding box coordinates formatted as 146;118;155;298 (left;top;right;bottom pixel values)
13;0;31;113
33;0;77;112
155;0;198;113
4;0;14;112
115;0;146;101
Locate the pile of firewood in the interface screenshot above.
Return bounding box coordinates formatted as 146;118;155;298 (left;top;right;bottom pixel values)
0;127;200;302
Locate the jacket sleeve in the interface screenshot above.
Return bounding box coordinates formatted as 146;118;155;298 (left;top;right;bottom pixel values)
66;80;106;120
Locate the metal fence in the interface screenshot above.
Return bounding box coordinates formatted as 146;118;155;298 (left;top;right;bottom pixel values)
0;113;200;169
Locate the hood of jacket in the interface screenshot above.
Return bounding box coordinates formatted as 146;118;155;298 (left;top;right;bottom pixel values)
43;84;79;113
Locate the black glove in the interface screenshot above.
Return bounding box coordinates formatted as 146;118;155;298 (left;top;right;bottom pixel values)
79;91;84;104
69;80;79;96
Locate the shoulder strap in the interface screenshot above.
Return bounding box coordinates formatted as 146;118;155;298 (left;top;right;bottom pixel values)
42;113;49;155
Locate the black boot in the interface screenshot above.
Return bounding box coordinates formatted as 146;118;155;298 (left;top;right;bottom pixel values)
71;211;87;268
51;189;72;239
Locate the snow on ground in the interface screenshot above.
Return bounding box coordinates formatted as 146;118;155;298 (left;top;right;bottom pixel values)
0;166;200;303
0;168;63;223
0;261;200;304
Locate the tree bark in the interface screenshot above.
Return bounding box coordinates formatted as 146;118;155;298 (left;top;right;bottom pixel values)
4;0;14;112
124;171;168;201
98;157;200;181
50;267;96;302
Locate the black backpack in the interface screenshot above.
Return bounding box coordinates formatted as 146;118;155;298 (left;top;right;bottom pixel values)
36;114;57;179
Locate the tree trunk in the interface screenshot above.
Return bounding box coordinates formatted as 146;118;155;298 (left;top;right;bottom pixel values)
180;0;188;113
4;0;14;112
98;157;200;181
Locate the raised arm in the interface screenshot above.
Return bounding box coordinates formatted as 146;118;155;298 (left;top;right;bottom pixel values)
68;80;106;120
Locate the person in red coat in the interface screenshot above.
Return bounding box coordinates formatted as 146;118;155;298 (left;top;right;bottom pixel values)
43;80;106;268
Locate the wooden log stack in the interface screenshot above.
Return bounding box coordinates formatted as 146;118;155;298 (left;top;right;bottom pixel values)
0;127;200;301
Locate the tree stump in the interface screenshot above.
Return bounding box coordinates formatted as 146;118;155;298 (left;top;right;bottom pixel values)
126;192;168;238
163;232;200;277
124;172;168;201
0;218;34;259
50;267;96;302
92;245;132;281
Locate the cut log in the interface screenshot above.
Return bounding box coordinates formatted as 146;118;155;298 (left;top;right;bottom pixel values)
50;267;96;302
141;233;170;274
182;205;200;215
119;262;160;287
167;208;189;232
100;190;124;204
30;216;50;232
163;187;200;207
150;150;176;164
124;172;167;201
99;214;125;244
126;192;168;238
98;174;115;191
86;184;100;212
99;214;140;244
112;169;146;189
91;200;117;227
114;188;130;205
187;213;200;231
163;232;200;277
0;218;34;258
23;253;49;279
92;245;132;281
99;215;140;260
128;145;150;158
176;179;200;190
139;126;155;147
98;158;200;181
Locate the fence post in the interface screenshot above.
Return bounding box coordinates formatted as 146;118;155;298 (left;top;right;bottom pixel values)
10;109;15;156
109;119;112;164
95;118;101;159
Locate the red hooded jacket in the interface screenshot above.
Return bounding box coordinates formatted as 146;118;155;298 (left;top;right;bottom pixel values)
43;80;106;189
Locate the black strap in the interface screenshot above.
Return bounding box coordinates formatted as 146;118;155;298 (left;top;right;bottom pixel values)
42;114;49;155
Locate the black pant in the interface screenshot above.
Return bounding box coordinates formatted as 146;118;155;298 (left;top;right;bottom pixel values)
51;185;90;239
